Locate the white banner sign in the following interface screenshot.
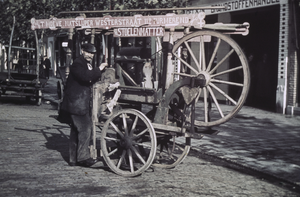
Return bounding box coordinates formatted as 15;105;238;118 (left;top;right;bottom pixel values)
31;13;206;30
114;27;165;37
186;0;281;15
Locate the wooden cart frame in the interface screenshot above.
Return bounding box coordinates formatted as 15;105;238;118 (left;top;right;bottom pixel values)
32;6;250;176
0;17;46;105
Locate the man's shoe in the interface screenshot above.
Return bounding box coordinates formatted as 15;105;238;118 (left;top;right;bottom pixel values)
77;158;98;167
69;162;78;166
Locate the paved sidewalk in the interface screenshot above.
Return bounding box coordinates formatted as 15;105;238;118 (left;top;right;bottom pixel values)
43;77;300;186
191;107;300;185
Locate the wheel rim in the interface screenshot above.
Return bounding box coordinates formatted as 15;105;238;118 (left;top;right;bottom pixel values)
100;109;156;177
152;134;190;169
172;30;250;127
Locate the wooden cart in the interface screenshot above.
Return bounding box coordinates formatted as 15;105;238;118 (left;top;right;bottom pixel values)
0;17;46;105
32;6;250;176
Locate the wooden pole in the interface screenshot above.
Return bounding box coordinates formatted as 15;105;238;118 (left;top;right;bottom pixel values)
8;16;15;80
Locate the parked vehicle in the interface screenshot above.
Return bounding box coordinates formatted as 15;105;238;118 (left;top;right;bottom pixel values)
32;6;250;176
0;17;46;105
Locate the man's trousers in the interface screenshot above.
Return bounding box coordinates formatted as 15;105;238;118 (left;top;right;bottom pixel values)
69;113;92;163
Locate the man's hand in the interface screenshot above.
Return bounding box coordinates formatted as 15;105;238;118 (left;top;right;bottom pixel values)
108;82;120;92
99;63;108;71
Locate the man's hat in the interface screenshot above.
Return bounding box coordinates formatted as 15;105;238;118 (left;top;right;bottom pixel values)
81;43;96;54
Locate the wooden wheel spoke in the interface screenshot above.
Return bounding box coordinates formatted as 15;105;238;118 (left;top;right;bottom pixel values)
104;136;120;142
195;88;202;103
131;116;139;132
184;41;200;71
188;88;202;122
161;143;170;155
131;146;146;164
203;87;209;122
107;147;118;157
207;86;224;118
135;142;152;148
211;66;243;78
133;128;148;139
209;49;235;74
122;113;129;136
117;150;126;169
210;79;244;87
206;38;221;72
173;144;185;152
173;72;196;78
128;149;134;173
110;122;124;138
210;83;237;105
173;54;199;74
200;36;206;71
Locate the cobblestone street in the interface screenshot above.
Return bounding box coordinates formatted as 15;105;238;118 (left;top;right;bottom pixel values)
0;97;299;196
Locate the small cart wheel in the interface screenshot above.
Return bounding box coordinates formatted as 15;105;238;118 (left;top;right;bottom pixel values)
152;135;190;169
152;92;191;168
172;30;250;127
101;109;157;177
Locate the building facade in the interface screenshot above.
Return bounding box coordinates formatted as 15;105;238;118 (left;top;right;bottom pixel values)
189;0;299;115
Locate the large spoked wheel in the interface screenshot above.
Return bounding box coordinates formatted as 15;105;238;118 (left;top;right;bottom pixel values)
100;109;157;177
172;30;250;127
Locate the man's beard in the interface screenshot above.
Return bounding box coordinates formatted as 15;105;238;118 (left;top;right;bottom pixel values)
85;57;93;63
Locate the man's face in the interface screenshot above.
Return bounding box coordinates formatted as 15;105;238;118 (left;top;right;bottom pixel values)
82;50;94;63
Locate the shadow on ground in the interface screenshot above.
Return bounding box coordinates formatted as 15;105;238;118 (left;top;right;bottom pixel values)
15;124;70;163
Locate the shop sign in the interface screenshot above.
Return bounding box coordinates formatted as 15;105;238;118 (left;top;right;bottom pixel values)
31;13;206;30
114;27;164;37
186;0;281;15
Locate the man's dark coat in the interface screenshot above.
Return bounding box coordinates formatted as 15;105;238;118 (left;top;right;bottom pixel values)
61;55;102;116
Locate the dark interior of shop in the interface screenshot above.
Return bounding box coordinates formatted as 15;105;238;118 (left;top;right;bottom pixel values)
231;5;280;112
205;6;280;112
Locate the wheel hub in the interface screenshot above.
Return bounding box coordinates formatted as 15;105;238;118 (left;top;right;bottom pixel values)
120;136;133;149
195;72;210;88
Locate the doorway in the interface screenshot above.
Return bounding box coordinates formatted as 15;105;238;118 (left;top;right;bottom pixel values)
231;5;280;111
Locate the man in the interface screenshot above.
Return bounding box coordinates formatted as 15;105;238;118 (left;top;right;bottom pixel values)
44;58;51;79
61;43;107;167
